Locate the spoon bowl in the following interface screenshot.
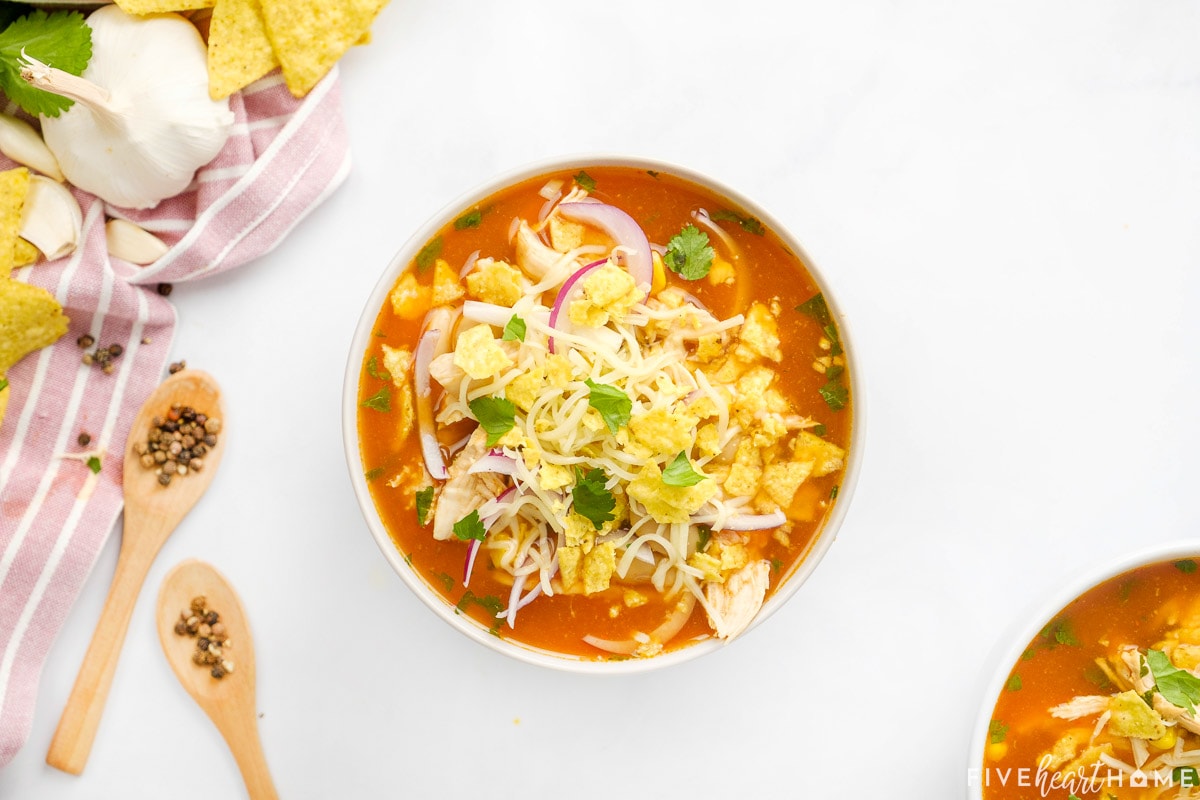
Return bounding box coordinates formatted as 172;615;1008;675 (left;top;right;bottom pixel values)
157;559;276;800
47;369;225;774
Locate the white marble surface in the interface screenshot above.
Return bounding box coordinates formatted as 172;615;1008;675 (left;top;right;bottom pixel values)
4;1;1200;797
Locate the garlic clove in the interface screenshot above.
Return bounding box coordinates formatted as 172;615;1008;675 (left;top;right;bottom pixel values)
105;218;169;265
19;175;82;261
0;114;64;182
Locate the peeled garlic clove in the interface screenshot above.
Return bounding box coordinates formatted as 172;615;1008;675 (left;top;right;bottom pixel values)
0;114;64;182
105;218;168;265
20;175;82;261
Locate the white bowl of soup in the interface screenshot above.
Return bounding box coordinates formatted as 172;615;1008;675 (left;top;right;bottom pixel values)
969;542;1200;800
342;157;862;672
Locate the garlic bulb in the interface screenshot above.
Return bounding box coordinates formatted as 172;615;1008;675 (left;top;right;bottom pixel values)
23;6;234;210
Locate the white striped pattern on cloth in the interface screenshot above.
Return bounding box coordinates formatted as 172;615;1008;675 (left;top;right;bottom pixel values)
0;67;350;768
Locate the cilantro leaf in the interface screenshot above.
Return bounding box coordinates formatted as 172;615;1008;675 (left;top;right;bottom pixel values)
710;208;766;235
1177;559;1198;574
795;293;832;326
988;720;1008;745
573;171;596;192
468;396;516;447
661;452;707;487
0;10;92;118
454;209;483;230
572;467;615;530
1174;767;1200;789
432;571;455;592
695;525;711;553
1006;674;1022;692
415;236;443;272
456;590;505;616
502;314;526;342
86;455;101;474
452;509;486;542
585;379;631;435
663;225;714;280
1149;648;1200;714
366;355;391;382
360;385;391;412
818;381;848;411
364;467;384;481
0;377;7;392
416;486;434;526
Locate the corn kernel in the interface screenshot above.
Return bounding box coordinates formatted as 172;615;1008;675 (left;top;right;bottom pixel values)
1151;728;1177;750
651;250;666;294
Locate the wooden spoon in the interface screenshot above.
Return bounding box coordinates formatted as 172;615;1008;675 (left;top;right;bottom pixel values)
156;559;277;799
46;369;226;774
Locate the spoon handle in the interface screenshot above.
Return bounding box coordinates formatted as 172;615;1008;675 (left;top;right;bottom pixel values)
211;709;278;800
45;531;159;774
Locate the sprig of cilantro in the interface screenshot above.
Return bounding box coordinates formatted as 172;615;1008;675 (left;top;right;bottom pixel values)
1148;648;1200;714
415;486;434;526
572;467;615;530
502;314;526;342
663;225;714;280
585;379;631;435
661;452;706;487
0;10;92;118
86;455;101;474
468;396;516;446
0;378;7;392
452;510;486;542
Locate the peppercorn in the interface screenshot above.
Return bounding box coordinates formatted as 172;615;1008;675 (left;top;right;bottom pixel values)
77;334;95;349
158;473;172;486
109;344;123;358
175;596;234;681
168;360;186;375
77;432;91;447
157;282;173;296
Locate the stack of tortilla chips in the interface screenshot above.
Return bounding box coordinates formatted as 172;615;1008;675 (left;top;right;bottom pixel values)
114;0;389;99
0;167;70;431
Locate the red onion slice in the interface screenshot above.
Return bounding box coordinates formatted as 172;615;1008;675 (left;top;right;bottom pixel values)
463;539;481;586
468;454;518;477
583;591;697;655
558;202;653;290
715;510;787;531
459;249;481;278
462;487;517;588
547;257;609;354
414;328;447;480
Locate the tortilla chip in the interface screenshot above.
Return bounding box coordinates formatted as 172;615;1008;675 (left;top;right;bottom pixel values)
0;167;29;279
115;0;215;13
260;0;387;98
0;278;68;372
13;237;38;268
0;373;8;432
208;0;279;99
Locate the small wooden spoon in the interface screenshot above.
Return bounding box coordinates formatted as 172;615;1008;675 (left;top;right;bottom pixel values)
47;369;226;774
156;560;277;799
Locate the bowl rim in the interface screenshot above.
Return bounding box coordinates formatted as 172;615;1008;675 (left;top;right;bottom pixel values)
340;153;867;674
966;539;1200;797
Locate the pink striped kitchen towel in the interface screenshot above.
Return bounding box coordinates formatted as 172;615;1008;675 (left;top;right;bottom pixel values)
0;68;351;768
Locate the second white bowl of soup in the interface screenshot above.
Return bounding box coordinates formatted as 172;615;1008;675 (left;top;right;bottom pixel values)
969;541;1200;800
343;157;863;672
